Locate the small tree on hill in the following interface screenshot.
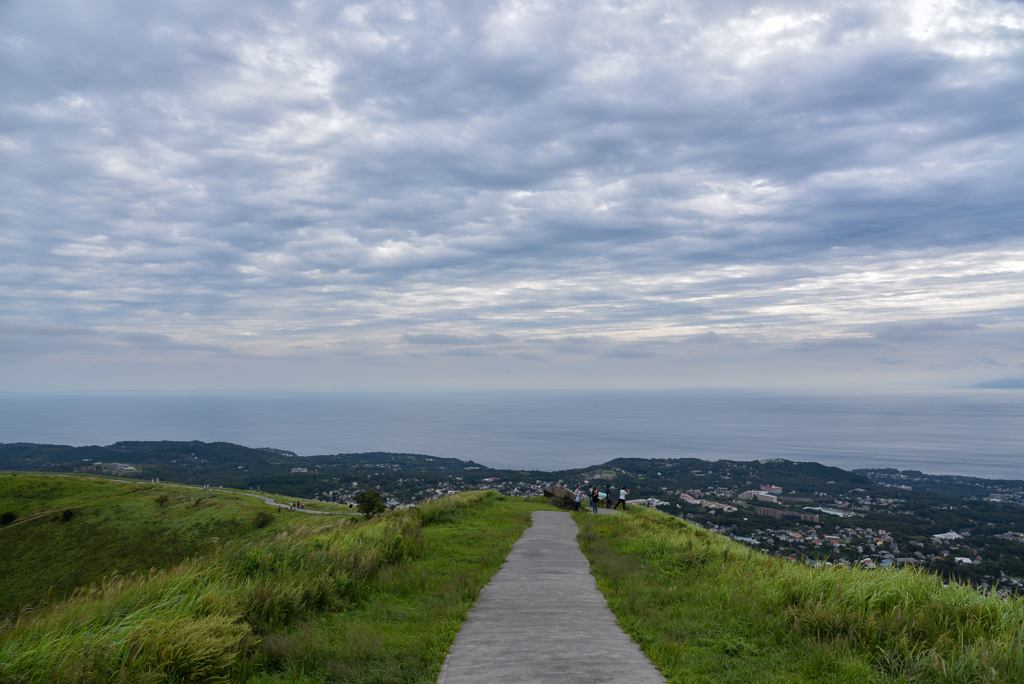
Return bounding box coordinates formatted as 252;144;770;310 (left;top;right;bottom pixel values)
1;511;16;526
354;490;387;519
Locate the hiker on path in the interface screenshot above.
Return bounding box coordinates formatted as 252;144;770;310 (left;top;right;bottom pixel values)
573;485;582;512
614;487;629;510
605;485;612;508
590;486;600;514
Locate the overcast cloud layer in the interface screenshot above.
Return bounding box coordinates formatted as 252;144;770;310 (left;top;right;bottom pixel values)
2;0;1023;391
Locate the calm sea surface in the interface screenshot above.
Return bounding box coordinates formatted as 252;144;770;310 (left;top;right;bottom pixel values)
0;390;1021;480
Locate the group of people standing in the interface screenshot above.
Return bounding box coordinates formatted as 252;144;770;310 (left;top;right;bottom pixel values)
573;484;629;513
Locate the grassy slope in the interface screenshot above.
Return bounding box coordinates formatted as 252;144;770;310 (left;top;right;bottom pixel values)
0;474;330;615
18;478;1021;684
249;494;549;683
0;490;550;683
577;506;1024;684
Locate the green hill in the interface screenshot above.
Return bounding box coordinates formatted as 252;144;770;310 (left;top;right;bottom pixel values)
577;505;1024;683
3;479;1024;683
0;485;548;683
0;441;505;501
0;474;352;615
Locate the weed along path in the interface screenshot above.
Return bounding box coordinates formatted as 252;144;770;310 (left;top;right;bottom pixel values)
438;510;665;684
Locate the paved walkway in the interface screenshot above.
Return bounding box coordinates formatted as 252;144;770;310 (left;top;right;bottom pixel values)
438;510;665;684
17;473;354;515
150;481;353;514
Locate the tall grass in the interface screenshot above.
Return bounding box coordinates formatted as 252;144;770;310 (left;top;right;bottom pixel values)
577;507;1024;684
0;491;540;683
0;475;312;614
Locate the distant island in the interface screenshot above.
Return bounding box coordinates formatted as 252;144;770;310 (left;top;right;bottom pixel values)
974;377;1024;388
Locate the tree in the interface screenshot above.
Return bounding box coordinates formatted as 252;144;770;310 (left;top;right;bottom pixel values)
354;490;387;519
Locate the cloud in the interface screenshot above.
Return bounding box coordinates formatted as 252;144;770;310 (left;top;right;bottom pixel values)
547;336;614;354
114;332;228;353
687;331;725;345
0;323;227;361
789;337;883;352
440;347;493;357
0;324;99;338
0;0;1022;389
0;324;110;360
602;345;656;359
874;321;981;343
402;333;510;345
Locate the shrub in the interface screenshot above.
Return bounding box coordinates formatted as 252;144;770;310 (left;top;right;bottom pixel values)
353;490;387;519
253;510;274;528
1;511;16;526
61;510;74;522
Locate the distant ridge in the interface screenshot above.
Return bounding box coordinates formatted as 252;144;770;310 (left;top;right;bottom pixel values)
974;377;1024;389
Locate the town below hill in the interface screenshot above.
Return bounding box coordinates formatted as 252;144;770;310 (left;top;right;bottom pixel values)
2;440;1023;592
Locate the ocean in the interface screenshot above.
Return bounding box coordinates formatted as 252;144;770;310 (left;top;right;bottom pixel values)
0;390;1021;480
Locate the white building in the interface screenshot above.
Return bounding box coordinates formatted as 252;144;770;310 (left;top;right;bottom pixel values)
738;490;778;503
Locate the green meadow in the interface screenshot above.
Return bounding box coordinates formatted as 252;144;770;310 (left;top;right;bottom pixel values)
0;474;353;615
0;476;549;683
577;506;1024;684
4;473;1024;683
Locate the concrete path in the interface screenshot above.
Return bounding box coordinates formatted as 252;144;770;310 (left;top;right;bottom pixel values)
152;481;356;514
16;473;355;515
438;510;665;684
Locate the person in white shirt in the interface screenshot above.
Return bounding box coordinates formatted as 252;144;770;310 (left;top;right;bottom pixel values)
613;487;629;510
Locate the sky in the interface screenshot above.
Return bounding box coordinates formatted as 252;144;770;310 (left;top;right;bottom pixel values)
1;0;1023;392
